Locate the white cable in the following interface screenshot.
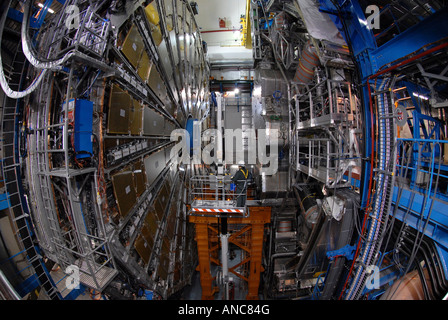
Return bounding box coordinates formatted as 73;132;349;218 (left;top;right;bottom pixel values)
0;0;48;99
21;1;73;70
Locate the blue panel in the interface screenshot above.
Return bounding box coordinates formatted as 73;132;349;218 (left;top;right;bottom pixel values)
16;274;40;297
391;186;448;251
74;99;93;159
7;8;24;23
63;284;86;300
186;118;196;156
0;193;9;210
318;2;448;80
318;0;377;78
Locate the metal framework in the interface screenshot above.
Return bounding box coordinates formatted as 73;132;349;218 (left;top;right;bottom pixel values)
189;205;271;300
0;0;209;300
317;0;448;300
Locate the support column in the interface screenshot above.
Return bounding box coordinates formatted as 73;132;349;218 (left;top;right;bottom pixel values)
246;222;264;300
195;223;215;300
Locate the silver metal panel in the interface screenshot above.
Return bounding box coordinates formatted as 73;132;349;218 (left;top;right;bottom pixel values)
165;145;173;163
164;120;175;136
148;66;169;103
143;106;165;136
169;31;180;65
144;150;166;186
163;101;176;117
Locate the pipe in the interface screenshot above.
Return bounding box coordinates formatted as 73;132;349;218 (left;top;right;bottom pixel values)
220;233;230;300
201;29;240;33
0;270;21;300
293;42;320;84
21;1;71;70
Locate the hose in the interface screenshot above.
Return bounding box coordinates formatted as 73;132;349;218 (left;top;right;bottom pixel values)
396;246;432;299
0;0;48;99
21;0;74;70
293;41;320;84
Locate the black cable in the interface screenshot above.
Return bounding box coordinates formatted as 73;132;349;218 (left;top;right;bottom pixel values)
396;244;432;299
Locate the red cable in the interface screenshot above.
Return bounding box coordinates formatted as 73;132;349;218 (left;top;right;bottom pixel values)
338;40;448;300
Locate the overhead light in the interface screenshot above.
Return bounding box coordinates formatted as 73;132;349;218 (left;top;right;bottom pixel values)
38;3;55;14
413;92;429;100
234;88;240;94
253;87;262;96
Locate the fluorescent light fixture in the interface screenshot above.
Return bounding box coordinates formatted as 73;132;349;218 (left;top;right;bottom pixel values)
413;92;429;100
38;3;54;14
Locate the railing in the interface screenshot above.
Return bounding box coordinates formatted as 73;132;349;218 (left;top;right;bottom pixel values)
188;175;250;217
297;79;355;129
395;138;448;199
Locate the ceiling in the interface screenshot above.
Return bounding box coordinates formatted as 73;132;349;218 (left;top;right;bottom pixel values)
194;0;253;65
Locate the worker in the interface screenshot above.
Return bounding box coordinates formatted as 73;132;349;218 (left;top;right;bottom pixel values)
231;161;252;207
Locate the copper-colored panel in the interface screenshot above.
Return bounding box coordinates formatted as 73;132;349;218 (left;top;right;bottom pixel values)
111;169;136;217
108;84;131;134
161;180;170;198
133;159;146;197
166;207;176;240
162;237;171;256
129;99;142;135
157;253;169;280
144;210;159;235
173;264;181;283
140;223;154;248
150;24;163;47
137;51;152;83
134;234;151;265
121;25;145;68
154;197;166;220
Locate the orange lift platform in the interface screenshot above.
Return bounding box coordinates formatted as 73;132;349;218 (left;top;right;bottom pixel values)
188;175;271;300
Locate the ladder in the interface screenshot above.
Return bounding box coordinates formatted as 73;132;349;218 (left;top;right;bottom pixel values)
1;41;61;300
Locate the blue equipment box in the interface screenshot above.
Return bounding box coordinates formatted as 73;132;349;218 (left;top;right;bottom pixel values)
67;99;93;159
